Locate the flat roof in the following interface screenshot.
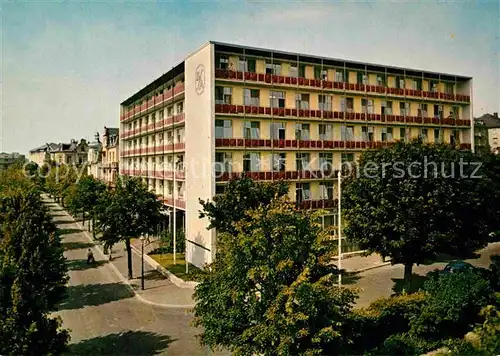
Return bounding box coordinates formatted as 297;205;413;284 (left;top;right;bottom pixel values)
210;41;472;82
121;40;472;106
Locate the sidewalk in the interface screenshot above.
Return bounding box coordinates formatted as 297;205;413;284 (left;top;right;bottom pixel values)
48;197;195;309
339;253;391;273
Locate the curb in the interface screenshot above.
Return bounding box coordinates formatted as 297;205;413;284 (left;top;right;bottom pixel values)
50;200;195;309
350;261;392;273
129;244;198;289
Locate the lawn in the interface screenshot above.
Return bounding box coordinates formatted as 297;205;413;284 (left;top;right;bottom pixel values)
148;252;201;281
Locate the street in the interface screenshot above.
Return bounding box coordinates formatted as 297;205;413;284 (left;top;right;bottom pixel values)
49;202;221;356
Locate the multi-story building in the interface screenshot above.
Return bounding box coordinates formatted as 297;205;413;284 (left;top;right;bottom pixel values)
0;152;26;171
474;113;500;154
101;127;120;185
30;139;88;167
119;41;473;268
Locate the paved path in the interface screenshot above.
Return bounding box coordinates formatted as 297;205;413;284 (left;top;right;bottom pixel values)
352;242;500;308
45;198;223;355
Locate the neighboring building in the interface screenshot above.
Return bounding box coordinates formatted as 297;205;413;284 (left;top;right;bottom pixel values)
101;127;120;185
87;133;102;178
119;41;473;268
474;113;500;154
29;139;88;166
0;152;26;171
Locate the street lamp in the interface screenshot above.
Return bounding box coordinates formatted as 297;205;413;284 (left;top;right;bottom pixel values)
337;170;342;288
139;235;145;290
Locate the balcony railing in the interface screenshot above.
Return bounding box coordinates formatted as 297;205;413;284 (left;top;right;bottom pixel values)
214;104;471;127
120;83;185;122
120;113;185;140
214;69;470;103
216;170;340;182
121;169;185;180
120;142;185;157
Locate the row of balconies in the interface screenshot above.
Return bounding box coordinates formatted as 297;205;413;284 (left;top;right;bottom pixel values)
121;169;185;180
121;83;185;122
216;169;341;182
215;69;470;103
215;139;471;150
121;113;185;140
215;104;470;127
121;143;185;157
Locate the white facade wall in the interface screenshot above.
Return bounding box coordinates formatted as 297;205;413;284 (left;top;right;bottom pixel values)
185;43;216;268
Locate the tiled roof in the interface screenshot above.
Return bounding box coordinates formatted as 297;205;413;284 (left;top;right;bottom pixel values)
476;114;500;129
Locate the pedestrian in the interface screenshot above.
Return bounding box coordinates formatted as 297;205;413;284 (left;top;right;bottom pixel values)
87;248;94;264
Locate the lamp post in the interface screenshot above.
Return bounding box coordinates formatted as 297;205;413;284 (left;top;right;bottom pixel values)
139;235;145;290
337;170;342;288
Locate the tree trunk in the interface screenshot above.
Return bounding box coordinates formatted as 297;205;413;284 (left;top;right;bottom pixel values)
92;216;96;239
403;263;413;293
125;238;133;279
82;211;85;226
88;215;91;232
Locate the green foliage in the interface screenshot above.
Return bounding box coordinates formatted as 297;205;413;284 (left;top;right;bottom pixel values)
95;176;163;278
199;176;289;235
193;197;355;355
489;254;500;291
0;180;69;354
410;270;493;341
153;230;185;254
342;140;498;290
72;175;107;217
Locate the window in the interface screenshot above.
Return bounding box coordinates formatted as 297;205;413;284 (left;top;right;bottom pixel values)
270;122;286;140
295;153;310;171
243;153;260;172
399;127;408;142
176;102;183;114
239;58;256;72
450;106;459;119
412;79;422;90
418;104;428;117
357;72;368;85
295;123;310;140
244;88;260;106
166;131;173;144
362;99;374;114
167;181;173;195
434;128;442;143
319;182;334;200
420;128;428;142
159;110;164;119
319;153;333;171
216;54;229;69
215;152;232;174
166;155;173;170
175;155;184;171
215;86;232;105
341;125;354;141
289;64;298;78
244;121;260;139
340;97;354;112
314;67;328;80
318;123;333;140
430;80;438;92
271;153;286;172
381;127;393;142
362;126;374;141
396;76;405;89
177;181;184;198
381;101;393;115
376;74;386;87
451;130;460;145
445;83;454;94
176;128;184;143
341;153;354;163
433;105;444;119
318;95;332;111
298;65;306;78
296;183;311;203
215;119;233;139
295;93;310;109
265;62;281;75
167;106;173;117
335;70;344;82
270;91;285;108
215;184;226;195
399;102;410;116
322;214;338;227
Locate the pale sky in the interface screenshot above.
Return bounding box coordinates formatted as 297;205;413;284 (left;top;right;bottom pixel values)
2;0;499;154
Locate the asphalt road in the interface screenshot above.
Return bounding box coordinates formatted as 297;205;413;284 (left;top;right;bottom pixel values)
49;204;221;356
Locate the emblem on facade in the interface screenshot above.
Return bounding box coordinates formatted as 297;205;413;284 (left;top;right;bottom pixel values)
195;64;205;95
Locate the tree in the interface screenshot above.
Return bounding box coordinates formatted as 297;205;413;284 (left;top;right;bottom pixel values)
199;176;289;235
74;175;107;235
95;176;163;279
342;140;498;291
193;197;356;355
0;186;69;354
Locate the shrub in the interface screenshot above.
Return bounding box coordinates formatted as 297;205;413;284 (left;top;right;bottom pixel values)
489;254;500;291
152;230;185;254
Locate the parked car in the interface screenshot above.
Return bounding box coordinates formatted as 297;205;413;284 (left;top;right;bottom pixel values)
441;260;476;274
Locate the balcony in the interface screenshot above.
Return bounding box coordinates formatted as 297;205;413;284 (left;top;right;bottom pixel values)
216;170;342;182
120;142;185;157
120;82;185;122
214;104;471;127
214;69;471;103
120;113;185;140
215;138;396;150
